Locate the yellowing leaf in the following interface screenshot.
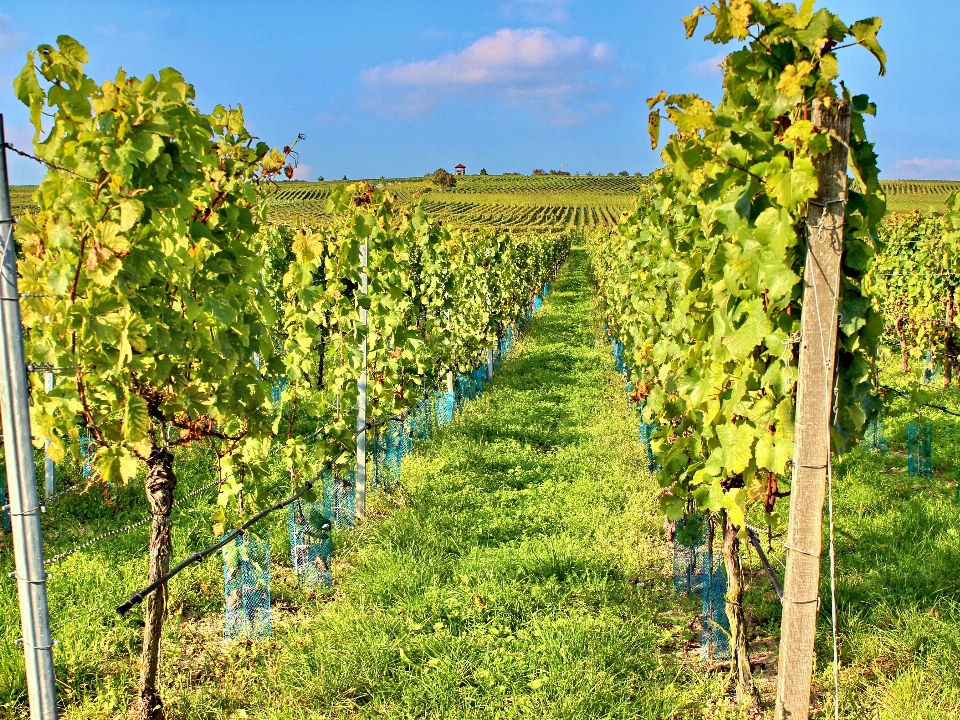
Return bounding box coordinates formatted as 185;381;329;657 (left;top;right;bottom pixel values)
122;391;150;442
682;7;705;38
648;111;662;150
119;199;143;231
776;61;814;99
721;487;747;530
716;423;755;475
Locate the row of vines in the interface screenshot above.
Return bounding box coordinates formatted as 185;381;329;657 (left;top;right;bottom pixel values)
870;201;960;385
9;36;571;719
588;0;885;708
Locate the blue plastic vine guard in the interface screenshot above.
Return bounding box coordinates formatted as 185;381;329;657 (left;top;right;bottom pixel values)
222;531;272;639
907;423;933;478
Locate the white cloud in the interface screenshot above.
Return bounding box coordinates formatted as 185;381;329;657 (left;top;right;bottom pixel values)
361;28;614;125
691;53;726;77
95;24;149;42
0;13;25;57
501;0;571;24
891;158;960;180
291;163;313;181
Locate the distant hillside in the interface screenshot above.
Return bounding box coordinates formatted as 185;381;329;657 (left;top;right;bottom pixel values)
10;177;960;228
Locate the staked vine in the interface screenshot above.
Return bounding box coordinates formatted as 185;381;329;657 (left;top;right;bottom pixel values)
588;0;886;701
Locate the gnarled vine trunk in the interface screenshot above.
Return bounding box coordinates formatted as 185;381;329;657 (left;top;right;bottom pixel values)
135;446;177;720
721;509;753;704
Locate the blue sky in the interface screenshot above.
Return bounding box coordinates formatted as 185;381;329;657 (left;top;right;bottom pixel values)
1;1;957;184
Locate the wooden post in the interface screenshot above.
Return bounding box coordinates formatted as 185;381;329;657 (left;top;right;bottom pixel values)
775;98;851;720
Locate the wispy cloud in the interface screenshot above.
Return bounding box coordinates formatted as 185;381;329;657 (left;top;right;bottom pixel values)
95;24;149;42
500;0;571;24
0;13;25;57
891;158;960;180
691;53;726;77
361;28;614;125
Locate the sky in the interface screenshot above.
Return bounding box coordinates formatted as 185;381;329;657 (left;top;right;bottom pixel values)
0;1;957;185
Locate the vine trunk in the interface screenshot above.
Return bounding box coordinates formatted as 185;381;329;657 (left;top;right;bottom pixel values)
721;509;753;703
135;446;177;720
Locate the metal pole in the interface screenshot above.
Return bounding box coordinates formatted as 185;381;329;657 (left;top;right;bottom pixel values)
355;237;368;519
0;115;59;719
487;348;494;381
43;373;54;498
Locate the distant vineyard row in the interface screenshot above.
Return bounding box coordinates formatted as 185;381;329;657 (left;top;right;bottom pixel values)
12;177;960;228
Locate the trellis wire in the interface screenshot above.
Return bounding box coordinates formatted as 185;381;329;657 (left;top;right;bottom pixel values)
907;423;933;477
287;500;332;588
119;320;531;614
222;531;271;639
44;479;220;566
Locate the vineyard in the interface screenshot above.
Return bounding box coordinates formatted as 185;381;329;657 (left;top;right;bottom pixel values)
2;4;960;720
12;175;960;231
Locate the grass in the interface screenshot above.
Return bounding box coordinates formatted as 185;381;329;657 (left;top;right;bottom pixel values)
733;355;960;718
1;249;724;719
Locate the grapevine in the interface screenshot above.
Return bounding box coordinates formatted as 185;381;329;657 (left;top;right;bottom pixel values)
588;0;886;700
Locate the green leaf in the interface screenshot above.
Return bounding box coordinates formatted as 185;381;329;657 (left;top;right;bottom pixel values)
727;310;772;362
660;493;687;521
13;53;44;140
56;35;89;65
754;207;798;259
850;18;886;76
764;155;818;212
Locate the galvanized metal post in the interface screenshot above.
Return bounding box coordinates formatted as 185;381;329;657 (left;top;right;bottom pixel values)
355;237;368;519
487;348;494;381
0;115;59;719
43;373;54;498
